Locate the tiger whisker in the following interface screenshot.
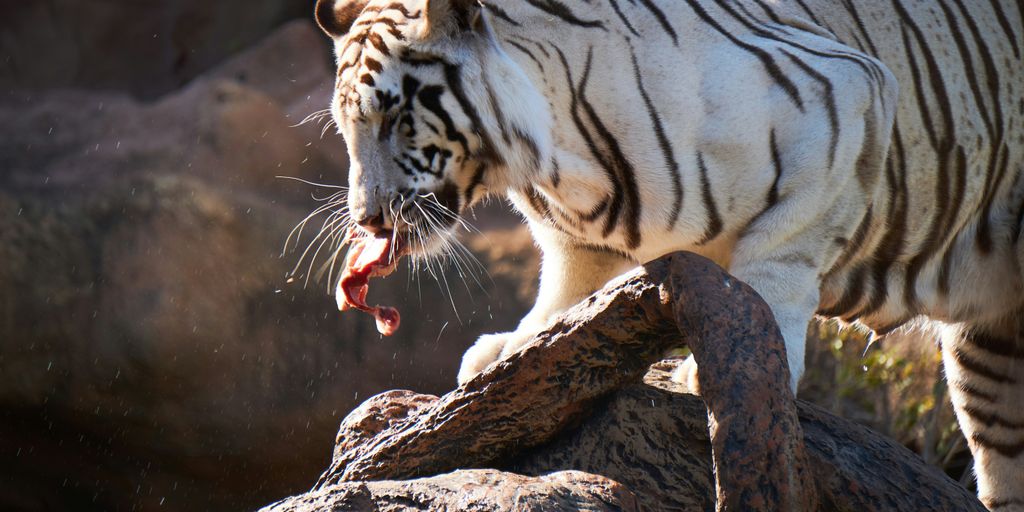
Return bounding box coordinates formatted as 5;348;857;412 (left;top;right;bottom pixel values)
290;108;333;128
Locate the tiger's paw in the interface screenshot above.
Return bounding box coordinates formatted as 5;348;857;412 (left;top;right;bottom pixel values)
670;355;701;395
457;330;534;385
457;333;511;385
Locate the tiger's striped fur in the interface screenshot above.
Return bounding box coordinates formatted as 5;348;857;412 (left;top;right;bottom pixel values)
314;0;1024;506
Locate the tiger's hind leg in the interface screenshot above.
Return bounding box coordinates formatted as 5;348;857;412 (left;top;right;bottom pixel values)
942;315;1024;511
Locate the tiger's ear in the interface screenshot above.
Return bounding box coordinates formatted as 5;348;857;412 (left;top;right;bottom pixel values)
315;0;369;38
423;0;485;36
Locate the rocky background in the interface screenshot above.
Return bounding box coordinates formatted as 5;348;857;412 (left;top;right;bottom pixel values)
0;2;969;511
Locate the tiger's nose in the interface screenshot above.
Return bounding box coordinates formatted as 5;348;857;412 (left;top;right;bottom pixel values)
355;210;386;234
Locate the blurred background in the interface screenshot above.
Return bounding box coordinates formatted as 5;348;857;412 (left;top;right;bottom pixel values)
0;1;972;510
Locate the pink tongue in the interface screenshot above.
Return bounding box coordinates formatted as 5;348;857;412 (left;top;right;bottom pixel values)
338;233;402;336
355;236;391;271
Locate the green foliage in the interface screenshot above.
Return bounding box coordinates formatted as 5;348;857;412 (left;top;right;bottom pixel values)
801;319;970;484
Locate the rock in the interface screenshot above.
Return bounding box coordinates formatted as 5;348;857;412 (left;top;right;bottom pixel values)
0;0;313;99
262;469;639;512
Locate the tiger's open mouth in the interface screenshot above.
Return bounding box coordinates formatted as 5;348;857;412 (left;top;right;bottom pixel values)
336;228;409;336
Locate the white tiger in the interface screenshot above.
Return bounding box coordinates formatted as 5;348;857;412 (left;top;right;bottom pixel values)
313;0;1024;508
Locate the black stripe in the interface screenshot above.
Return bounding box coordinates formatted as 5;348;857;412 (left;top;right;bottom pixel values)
1018;0;1024;53
404;151;441;176
483;78;512;145
398;51;450;67
1014;185;1024;244
548;202;583;229
986;0;1021;58
363;3;421;19
636;0;678;45
954;379;998;402
366;31;391;56
515;36;550;58
443;64;501;164
580;199;610;222
767;129;783;207
356;16;405;35
818;264;869;318
974;144;1015;251
393;158;416;176
889;25;933;136
968;331;1024;358
681;0;804;111
752;0;782;24
629;47;682;230
483;4;521;26
464;162;487;205
736;130;784;244
946;0;1006;254
937;0;996;142
512;128;541;171
792;0;827;32
894;1;957;310
937;147;968;294
522;0;606;29
555;47;623;235
576;50;643;248
892;0;956;149
860;124;908;317
504;40;544;71
557;47;626;246
715;0;885;108
828;205;874;274
417;85;470;153
363;57;383;73
840;0;881;57
963;404;1024;429
607;0;641;37
727;0;887;106
952;347;1016;384
780;49;839;169
971;432;1024;457
696;152;723;245
734;1;786;36
525;186;552;220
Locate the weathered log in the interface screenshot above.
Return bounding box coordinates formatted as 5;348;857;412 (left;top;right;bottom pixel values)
265;469;638;511
315;252;813;510
514;361;986;512
285;361;985;511
289;251;983;511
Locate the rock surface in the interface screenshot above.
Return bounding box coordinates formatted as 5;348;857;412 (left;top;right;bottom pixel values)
264;469;639;512
0;0;313;98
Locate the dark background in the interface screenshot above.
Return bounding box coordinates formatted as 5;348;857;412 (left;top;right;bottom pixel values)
0;1;537;510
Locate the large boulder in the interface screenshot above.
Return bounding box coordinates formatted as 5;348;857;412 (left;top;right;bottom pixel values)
0;0;314;99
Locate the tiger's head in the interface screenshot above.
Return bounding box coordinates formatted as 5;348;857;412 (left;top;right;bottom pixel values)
315;0;550;256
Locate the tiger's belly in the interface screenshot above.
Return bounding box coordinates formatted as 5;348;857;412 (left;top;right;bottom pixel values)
820;215;1024;334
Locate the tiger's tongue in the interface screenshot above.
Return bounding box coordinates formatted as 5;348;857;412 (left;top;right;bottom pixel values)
337;233;402;336
354;235;392;272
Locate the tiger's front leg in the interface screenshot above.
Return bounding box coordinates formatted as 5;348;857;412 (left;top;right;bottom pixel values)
457;222;633;385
